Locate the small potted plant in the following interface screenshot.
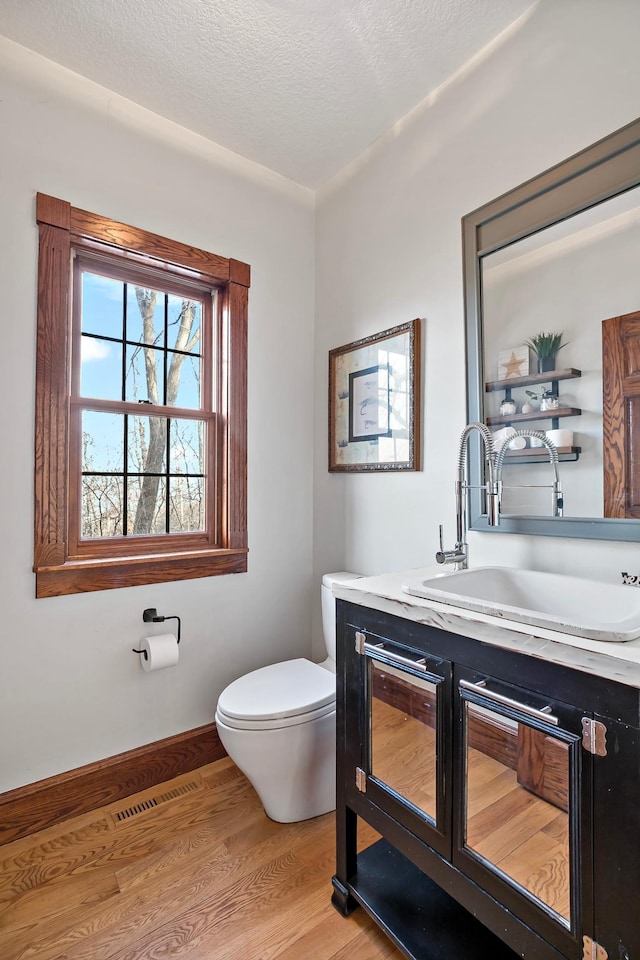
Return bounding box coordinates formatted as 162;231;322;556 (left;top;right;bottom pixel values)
526;331;567;373
523;386;558;413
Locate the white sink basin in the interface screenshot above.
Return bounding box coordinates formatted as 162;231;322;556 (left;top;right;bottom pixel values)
402;566;640;642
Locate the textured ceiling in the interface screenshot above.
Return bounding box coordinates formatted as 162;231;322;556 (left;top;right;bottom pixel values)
0;0;535;188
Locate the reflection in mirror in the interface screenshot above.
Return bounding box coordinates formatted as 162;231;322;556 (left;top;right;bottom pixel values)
464;117;640;540
463;702;570;926
481;188;640;519
369;660;438;823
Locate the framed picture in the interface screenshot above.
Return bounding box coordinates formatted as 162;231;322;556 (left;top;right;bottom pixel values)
497;344;530;380
329;319;421;472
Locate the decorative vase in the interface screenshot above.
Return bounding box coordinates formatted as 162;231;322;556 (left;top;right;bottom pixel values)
537;355;556;373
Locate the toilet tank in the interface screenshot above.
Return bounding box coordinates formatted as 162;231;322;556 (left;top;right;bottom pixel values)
321;572;362;662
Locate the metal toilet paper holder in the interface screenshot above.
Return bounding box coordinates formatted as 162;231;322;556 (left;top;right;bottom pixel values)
133;608;181;659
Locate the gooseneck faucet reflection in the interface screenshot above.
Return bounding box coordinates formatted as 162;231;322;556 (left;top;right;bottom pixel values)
436;424;563;572
495;429;563;519
436;422;500;571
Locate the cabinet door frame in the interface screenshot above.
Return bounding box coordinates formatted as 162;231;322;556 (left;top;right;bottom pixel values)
453;665;594;960
348;623;453;858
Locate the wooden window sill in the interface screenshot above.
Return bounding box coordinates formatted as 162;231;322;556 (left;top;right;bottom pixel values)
34;548;248;598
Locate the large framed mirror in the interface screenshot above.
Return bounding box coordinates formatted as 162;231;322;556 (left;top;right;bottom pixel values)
464;117;640;541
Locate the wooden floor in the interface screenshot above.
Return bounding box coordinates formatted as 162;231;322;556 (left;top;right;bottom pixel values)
0;707;571;959
0;758;404;960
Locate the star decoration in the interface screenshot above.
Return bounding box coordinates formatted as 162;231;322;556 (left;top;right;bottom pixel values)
502;351;526;379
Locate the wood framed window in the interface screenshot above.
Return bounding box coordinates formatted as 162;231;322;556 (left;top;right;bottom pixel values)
34;194;249;598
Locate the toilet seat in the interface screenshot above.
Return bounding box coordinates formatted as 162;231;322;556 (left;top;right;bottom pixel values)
216;658;335;731
216;700;335;731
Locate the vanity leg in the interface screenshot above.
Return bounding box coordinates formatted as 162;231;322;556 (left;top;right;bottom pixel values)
332;804;359;915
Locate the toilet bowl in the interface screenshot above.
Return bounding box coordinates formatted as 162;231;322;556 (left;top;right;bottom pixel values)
215;571;360;822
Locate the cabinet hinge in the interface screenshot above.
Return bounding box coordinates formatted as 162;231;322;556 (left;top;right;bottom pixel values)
355;767;367;793
581;718;607;756
583;935;608;960
355;631;366;654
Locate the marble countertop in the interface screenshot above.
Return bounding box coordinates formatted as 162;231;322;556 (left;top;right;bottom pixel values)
333;567;640;690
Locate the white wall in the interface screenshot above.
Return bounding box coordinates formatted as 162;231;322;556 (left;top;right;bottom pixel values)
313;0;640;657
0;39;315;792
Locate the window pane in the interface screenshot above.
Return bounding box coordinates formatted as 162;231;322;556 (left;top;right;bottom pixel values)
81;272;124;338
128;416;167;474
167;296;202;408
127;476;167;535
170;419;205;474
167;352;201;408
126;285;165;348
167;296;201;353
169;476;205;532
125;344;164;404
81;476;124;538
82;411;124;473
80;337;123;400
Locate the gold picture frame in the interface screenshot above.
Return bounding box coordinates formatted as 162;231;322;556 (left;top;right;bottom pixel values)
328;319;421;472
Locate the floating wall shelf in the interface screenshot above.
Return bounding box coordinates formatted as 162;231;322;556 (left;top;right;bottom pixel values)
485;369;582;455
487;407;581;427
485;367;582;393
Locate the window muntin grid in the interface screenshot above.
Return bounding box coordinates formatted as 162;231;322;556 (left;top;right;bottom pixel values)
72;261;214;541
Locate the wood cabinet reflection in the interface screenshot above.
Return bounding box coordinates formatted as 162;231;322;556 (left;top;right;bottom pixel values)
369;656;577;933
370;663;438;822
603;309;640;518
461;700;571;926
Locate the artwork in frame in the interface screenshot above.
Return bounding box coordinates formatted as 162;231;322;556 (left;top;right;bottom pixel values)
497;344;530;380
328;319;421;472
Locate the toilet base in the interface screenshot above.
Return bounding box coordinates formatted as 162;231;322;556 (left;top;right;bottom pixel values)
215;710;336;823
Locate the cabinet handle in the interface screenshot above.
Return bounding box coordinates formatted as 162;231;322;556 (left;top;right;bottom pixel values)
362;639;428;673
459;678;559;726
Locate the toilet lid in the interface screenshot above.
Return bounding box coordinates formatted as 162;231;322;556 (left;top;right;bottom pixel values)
216;658;335;722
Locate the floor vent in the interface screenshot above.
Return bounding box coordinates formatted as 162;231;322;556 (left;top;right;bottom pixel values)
156;780;201;804
113;779;200;823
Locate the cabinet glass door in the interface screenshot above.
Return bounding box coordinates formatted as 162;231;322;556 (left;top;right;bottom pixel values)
370;659;439;821
361;635;450;856
455;671;591;955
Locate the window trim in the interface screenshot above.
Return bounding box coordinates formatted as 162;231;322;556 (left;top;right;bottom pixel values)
34;193;249;598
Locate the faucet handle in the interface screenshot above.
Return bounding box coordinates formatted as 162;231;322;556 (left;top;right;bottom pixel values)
435;523;467;568
435;524;446;564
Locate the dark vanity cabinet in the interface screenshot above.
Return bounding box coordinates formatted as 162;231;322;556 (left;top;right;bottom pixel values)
332;600;640;960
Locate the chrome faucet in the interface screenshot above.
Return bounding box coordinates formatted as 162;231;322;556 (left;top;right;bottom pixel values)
495;429;563;518
436;422;500;571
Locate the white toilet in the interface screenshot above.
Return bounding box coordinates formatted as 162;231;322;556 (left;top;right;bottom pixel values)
215;572;360;822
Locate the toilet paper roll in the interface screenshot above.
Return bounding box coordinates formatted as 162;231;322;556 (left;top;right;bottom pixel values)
139;634;179;672
508;435;527;451
546;429;573;449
